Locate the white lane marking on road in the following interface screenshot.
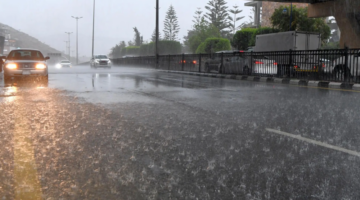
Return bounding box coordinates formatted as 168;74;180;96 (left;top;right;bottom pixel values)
266;128;360;157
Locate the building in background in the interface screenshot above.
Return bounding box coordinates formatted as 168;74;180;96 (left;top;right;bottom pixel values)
261;2;308;27
244;1;262;28
244;1;340;43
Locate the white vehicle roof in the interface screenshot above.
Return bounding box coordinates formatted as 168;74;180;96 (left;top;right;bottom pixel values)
10;48;41;51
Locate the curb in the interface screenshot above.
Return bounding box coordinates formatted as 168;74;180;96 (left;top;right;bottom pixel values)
160;70;360;91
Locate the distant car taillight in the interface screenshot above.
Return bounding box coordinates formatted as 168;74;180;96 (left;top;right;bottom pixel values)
273;62;278;65
322;63;326;68
192;60;197;64
254;61;264;64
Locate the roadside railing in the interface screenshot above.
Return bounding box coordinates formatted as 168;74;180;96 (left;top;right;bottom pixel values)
112;48;360;83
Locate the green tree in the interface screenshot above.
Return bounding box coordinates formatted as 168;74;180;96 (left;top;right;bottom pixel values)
188;24;220;53
193;8;203;28
195;37;231;54
151;29;162;42
133;27;143;46
228;5;244;34
110;41;126;58
233;28;257;50
139;41;182;56
205;0;230;34
125;46;140;55
183;8;207;51
163;5;180;41
128;40;135;46
270;6;331;44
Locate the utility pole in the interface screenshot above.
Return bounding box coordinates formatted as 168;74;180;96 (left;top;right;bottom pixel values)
72;16;83;65
289;3;293;31
64;41;69;57
155;0;159;68
92;0;95;59
65;32;73;61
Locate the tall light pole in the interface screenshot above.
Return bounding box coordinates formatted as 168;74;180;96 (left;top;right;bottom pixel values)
72;16;83;65
64;41;69;56
92;0;95;59
155;0;159;67
65;32;73;60
289;3;293;31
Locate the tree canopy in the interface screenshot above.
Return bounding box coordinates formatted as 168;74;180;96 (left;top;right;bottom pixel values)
270;6;331;44
163;5;180;41
204;0;230;34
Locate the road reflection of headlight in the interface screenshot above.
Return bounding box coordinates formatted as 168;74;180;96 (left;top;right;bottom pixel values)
36;64;46;69
56;64;62;69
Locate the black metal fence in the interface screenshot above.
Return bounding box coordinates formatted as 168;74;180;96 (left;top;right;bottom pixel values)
112;48;360;83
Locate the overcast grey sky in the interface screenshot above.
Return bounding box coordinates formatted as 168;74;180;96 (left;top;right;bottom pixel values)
0;0;252;57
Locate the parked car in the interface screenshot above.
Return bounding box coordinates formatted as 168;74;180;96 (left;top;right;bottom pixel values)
204;50;242;73
244;55;278;75
204;51;277;75
1;49;49;81
56;60;72;68
331;53;360;80
90;55;112;68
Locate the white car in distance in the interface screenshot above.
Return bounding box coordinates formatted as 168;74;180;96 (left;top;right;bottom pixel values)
56;60;72;68
90;55;112;69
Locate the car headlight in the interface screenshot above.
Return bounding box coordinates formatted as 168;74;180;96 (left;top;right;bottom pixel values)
95;60;99;63
36;64;46;69
56;64;62;68
6;63;17;69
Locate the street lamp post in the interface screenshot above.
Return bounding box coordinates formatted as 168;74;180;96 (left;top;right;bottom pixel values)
65;32;73;60
92;0;95;59
72;16;83;65
289;3;293;31
64;41;69;57
155;0;159;67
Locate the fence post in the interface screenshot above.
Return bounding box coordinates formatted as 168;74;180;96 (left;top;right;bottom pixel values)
182;53;185;71
288;49;293;77
250;51;253;76
168;54;170;71
220;52;224;74
344;47;349;83
199;54;202;73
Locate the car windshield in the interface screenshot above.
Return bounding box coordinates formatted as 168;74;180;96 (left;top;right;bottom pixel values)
7;50;44;60
61;60;70;63
95;55;108;59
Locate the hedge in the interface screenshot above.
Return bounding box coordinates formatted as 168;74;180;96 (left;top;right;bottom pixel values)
125;46;140;56
139;40;182;56
195;38;231;54
233;28;257;50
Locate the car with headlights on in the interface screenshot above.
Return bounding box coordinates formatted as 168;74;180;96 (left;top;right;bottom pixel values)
1;49;49;81
56;60;72;68
90;55;112;68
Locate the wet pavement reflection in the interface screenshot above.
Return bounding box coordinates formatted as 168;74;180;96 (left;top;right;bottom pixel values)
0;65;360;199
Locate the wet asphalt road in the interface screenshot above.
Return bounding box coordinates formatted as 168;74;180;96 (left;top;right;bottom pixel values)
1;65;360;199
